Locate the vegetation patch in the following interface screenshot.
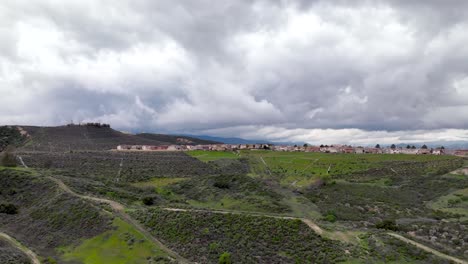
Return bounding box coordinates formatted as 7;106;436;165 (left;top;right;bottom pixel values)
244;151;461;187
0;126;26;152
0;168;112;261
169;174;290;213
187;150;239;162
60;217;171;264
428;188;468;220
0;239;31;264
131;208;355;263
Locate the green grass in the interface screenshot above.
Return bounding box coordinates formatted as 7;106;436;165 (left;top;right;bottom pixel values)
243;151;459;186
187;195;285;213
428;188;468;220
60;218;169;264
187;150;239;162
131;177;187;189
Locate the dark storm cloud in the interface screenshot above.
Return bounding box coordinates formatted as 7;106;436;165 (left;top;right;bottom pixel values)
1;0;468;142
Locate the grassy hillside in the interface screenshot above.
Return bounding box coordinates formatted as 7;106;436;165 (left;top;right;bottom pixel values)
13;125;220;152
5;140;468;263
0;167;112;262
19;125;167;151
60;218;170;264
0;167;172;263
131;208;354;263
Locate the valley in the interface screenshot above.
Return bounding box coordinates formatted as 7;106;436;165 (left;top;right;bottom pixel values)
0;125;467;263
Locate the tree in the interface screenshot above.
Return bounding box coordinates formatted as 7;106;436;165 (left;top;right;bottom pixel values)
320;144;324;148
440;146;445;149
219;252;232;264
375;144;380;149
406;145;411;149
421;144;428;149
375;219;398;231
303;143;308;147
142;197;154;206
0;203;18;214
411;145;416;149
390;144;396;149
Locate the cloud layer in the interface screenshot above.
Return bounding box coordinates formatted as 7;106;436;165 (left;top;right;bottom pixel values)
1;0;468;143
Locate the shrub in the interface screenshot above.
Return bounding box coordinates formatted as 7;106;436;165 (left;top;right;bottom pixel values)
324;211;337;222
219;252;232;264
213;180;230;189
0;203;18;214
0;146;17;167
142;196;154;206
375;219;398;231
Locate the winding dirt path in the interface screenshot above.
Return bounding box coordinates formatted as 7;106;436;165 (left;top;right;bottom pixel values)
162;207;324;235
387;233;468;264
0;232;41;264
46;177;190;264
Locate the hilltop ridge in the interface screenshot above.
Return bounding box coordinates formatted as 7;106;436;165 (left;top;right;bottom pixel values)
1;125;220;152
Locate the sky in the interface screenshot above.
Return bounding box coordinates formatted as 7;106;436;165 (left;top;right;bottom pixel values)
1;0;468;145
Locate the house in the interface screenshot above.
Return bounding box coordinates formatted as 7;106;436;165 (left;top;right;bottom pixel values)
364;148;382;154
340;146;355;154
167;145;182;151
454;150;468;156
322;146;338;153
431;148;444;155
117;145;132;150
388;148;402;154
417;149;431;155
401;148;418;155
354;147;365;154
305;146;321;152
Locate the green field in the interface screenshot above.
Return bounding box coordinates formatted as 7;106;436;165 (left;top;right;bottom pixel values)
243;151;459;186
61;218;170;264
428;188;468;220
187;150;239;162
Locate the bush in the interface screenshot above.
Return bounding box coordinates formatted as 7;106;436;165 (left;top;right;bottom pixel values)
219;252;232;264
324;211;337;222
375;219;398;231
213;180;230;189
142;196;154;206
0;203;18;214
0;146;17;167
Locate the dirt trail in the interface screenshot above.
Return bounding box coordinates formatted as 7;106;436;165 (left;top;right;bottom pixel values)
387;233;468;264
163;207;324;235
47;177;189;263
260;156;272;176
17;156;28;168
0;232;41;264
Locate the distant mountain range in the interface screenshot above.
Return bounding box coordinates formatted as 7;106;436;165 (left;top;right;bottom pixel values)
181;134;305;146
394;141;468;150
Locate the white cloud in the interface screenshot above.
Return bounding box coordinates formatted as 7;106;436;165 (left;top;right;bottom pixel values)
0;0;468;143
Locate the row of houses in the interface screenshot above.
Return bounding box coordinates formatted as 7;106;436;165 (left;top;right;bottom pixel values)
117;143;271;152
116;144;450;155
273;145;444;155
